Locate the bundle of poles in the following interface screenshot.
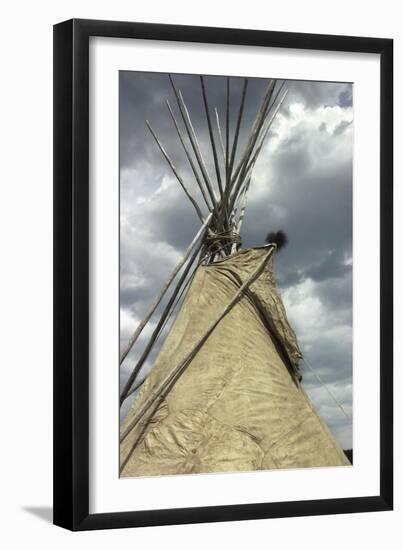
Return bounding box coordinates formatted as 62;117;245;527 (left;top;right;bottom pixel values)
120;75;288;408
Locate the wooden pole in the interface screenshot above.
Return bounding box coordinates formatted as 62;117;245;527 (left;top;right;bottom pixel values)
228;91;288;237
230;79;276;197
125;377;146;399
229;159;254;235
228;78;248;182
146;121;205;223
230;170;253;254
166;100;213;212
229;88;288;214
168;76;218;209
177;89;220;209
242;89;289;185
225;77;230;189
234;177;251;238
267;80;286;117
200;76;224;198
229;98;276;210
214;107;226;163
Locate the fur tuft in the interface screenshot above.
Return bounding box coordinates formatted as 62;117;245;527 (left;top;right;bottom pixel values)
265;230;288;251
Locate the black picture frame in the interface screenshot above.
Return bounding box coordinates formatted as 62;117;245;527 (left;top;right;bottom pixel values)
53;18;393;531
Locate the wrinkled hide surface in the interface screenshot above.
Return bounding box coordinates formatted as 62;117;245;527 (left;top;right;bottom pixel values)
120;247;349;477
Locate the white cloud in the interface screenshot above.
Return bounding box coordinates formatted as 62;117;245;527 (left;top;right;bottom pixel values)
283;277;352;348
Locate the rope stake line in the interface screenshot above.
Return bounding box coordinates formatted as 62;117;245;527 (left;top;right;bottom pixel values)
302;357;352;421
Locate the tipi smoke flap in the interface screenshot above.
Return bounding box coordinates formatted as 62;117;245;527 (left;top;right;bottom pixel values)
119;75;350;476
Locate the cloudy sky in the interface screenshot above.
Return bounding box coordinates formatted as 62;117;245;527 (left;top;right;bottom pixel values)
119;71;353;449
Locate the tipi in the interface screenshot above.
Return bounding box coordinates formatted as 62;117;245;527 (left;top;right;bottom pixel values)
120;75;350;476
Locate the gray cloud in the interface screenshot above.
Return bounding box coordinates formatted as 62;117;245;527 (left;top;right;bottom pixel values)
338;87;353;108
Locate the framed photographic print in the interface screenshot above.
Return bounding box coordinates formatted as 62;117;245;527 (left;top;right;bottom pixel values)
53;19;393;530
